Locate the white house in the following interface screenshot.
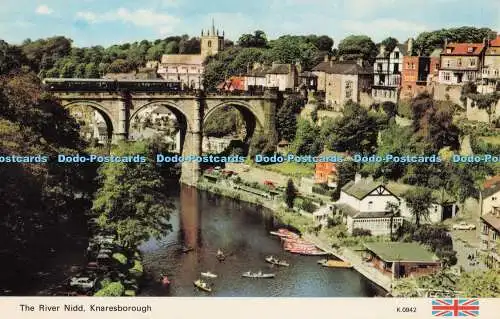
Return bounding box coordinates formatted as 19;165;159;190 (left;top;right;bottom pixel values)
265;63;298;91
334;175;457;236
480;176;500;216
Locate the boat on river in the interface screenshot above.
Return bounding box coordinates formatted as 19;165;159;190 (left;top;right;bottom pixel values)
216;249;226;261
270;229;300;239
201;271;218;278
319;260;352;268
193;279;212;292
265;256;289;267
241;271;275;279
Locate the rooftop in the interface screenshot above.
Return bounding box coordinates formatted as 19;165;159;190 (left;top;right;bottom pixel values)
442;43;485;56
490;35;500;47
341;179;384;200
160;54;204;65
334;203;393;219
364;242;439;263
481;176;500;198
268;63;294;74
312;61;372;75
481;213;500;233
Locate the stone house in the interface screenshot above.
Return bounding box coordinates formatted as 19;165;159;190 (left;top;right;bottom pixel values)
312;57;373;110
480;211;500;269
438;40;486;85
364;242;441;280
480;35;500;93
372;42;411;103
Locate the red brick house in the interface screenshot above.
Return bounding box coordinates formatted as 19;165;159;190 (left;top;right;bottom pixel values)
314;150;339;188
401;56;432;98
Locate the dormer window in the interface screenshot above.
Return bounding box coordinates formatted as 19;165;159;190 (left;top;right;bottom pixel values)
446;48;452;54
467;47;473;53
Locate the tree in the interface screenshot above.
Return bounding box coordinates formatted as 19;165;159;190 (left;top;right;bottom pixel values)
337;35;378;63
0;40;26;74
108;59;134;73
385;201;401;241
414;27;496;56
238;30;268;48
291;118;323;156
323;101;381;154
315;35;334;52
84;62;100;78
91;141;174;249
276;95;303;141
380;37;398;54
403;187;433;227
458;270;500;297
285;179;296;209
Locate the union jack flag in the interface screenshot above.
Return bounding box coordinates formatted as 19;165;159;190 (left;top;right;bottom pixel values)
432;299;479;317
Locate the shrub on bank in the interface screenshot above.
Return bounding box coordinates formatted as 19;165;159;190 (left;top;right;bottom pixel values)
129;259;144;278
112;253;128;265
94;282;125;296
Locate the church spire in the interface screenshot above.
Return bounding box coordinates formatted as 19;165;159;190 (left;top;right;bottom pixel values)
211;18;215;36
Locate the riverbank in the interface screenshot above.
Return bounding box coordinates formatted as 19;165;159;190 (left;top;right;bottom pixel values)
195;178;392;295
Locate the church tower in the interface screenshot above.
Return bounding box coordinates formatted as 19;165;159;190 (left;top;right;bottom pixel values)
200;19;224;58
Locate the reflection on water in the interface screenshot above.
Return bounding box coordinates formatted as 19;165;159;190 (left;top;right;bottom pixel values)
139;186;384;297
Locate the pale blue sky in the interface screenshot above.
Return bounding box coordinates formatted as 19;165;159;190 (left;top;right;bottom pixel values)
0;0;498;47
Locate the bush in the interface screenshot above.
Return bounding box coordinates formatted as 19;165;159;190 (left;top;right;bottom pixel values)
299;198;316;213
129;259;144;278
94;282;124;296
352;228;372;236
397;100;412;119
312;184;333;196
112;253;128;265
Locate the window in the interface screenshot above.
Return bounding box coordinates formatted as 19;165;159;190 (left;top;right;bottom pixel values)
493;232;498;241
394;52;399;59
457;59;462;67
446;60;451;67
393;63;399;73
377;63;383;72
443;72;450;81
208;40;212;48
492;197;497;201
407;63;411;69
467;47;473;53
470;59;476;66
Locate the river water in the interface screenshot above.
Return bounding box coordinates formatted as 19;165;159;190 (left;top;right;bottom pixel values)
139;186;384;297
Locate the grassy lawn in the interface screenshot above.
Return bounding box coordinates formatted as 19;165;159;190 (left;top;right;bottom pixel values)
478;135;500;145
257;162;314;178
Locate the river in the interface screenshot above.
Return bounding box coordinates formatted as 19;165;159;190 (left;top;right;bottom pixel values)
139;185;384;297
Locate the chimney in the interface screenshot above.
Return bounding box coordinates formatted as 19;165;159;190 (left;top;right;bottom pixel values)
324;54;329;62
444;38;448;49
354;173;362;183
379;45;386;55
407;37;414;56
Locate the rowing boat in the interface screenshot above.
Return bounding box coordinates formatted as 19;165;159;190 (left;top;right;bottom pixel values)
201;271;218;278
265;256;289;267
193;279;212;292
241;271;275;279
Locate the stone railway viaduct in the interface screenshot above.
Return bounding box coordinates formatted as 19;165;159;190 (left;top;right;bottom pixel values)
45;79;279;185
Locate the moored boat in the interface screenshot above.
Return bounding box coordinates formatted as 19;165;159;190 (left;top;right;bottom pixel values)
320;260;352;268
265;256;289;267
193;279;212;292
241;271;275;279
216;249;226;261
201;271;217;278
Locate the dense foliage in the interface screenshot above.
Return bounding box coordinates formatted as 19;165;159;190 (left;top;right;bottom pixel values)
91;141;174;249
0;71;95;291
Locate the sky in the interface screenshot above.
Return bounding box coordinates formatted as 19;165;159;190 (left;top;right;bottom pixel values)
0;0;498;47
